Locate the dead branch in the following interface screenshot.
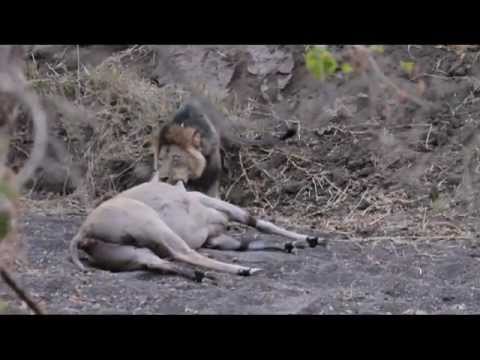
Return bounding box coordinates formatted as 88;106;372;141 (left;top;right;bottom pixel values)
0;45;49;315
0;45;48;189
0;267;45;315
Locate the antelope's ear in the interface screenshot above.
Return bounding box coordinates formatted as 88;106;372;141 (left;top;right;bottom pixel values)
191;129;202;149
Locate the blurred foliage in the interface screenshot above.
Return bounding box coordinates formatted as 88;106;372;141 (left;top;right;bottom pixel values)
0;299;7;313
0;179;16;241
400;61;416;76
369;45;385;54
341;63;353;74
0;178;17;201
0;212;11;240
305;47;338;81
305;45;389;80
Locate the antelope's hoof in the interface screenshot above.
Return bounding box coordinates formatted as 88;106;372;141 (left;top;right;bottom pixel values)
194;271;205;283
204;272;218;281
249;267;263;275
284;242;294;253
238;267;263;276
306;236;319;248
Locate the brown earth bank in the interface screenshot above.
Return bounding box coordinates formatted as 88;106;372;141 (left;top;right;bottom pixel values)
3;45;480;314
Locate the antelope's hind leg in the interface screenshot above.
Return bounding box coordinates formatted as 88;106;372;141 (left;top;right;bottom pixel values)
87;198;262;276
81;239;204;282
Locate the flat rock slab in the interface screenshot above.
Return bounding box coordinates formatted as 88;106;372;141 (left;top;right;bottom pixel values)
3;214;480;314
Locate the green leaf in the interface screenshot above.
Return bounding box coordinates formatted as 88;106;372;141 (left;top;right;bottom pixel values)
0;300;8;313
341;63;353;74
0;179;15;241
0;179;16;201
431;196;448;213
0;212;11;240
305;48;338;81
400;61;415;76
369;45;385;54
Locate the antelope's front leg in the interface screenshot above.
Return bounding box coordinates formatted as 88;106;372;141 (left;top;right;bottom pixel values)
206;234;289;252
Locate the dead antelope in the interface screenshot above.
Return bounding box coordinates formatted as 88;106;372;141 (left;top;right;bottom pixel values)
70;179;324;282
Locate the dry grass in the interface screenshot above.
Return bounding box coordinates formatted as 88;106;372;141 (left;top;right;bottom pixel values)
16;47;201;210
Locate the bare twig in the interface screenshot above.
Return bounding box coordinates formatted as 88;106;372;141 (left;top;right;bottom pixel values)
0;267;45;315
239;151;258;202
425;124;432;150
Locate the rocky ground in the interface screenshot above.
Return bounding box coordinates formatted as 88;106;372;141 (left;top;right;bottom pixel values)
0;213;479;314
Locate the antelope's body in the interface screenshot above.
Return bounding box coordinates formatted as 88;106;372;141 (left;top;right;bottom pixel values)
70;180;323;281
